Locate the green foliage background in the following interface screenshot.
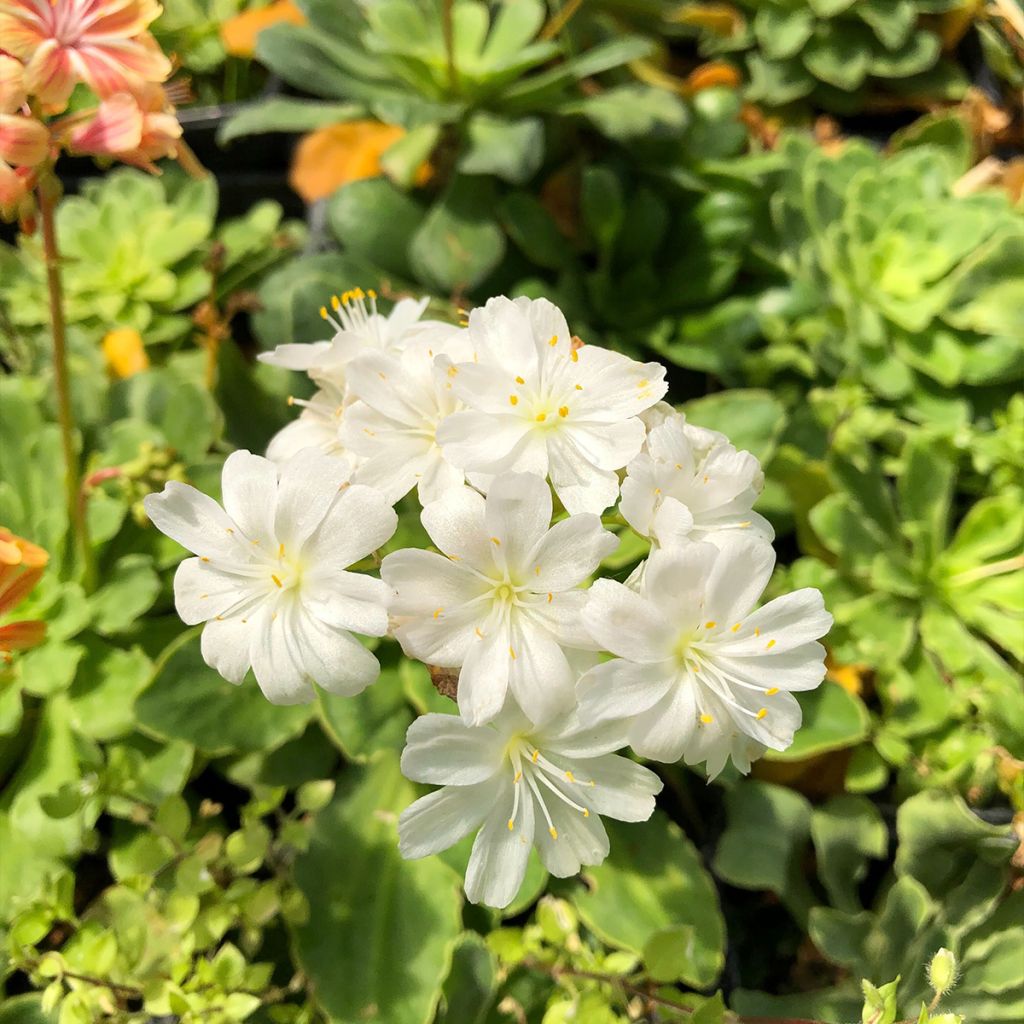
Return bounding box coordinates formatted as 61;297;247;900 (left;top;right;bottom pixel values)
1;1;1022;1022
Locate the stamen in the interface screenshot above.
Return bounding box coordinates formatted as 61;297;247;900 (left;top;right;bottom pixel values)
432;608;443;619
490;536;501;546
548;335;558;347
558;406;568;418
700;714;714;724
766;687;779;696
200;556;210;563
278;543;285;557
766;639;776;649
575;383;582;390
271;574;283;588
515;376;525;384
509;395;518;405
756;708;768;720
474;627;484;638
509;646;516;660
731;623;741;632
705;621;716;629
535;413;547;422
547;592;553;603
570;350;578;363
754;628;761;637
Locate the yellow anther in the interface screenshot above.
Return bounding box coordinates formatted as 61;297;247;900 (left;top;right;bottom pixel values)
226;527;234;534
509;395;518;405
331;294;341;310
570;349;579;363
271;574;283;588
513;770;522;783
200;593;208;600
766;687;779;696
575;383;583;390
367;289;377;299
507;819;515;831
582;808;590;817
549;826;558;839
754;627;761;637
535;566;541;575
200;556;210;563
363;427;375;437
731;623;741;632
447;365;458;377
515;375;525;384
638;378;649;387
565;770;575;782
319;306;328;319
287;395;295;406
278;543;285;557
558;406;569;418
756;708;768;720
532;750;539;763
432;608;443;619
509;646;517;660
675;463;682;470
475;627;484;638
378;371;387;380
215;615;224;621
705;621;716;629
547;592;553;603
548;335;558;347
490;536;501;546
766;639;776;649
703;475;709;484
654;487;662;495
700;714;714;725
535;412;547;422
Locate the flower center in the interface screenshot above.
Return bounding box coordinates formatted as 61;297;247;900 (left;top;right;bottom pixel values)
269;544;303;593
505;738;593;841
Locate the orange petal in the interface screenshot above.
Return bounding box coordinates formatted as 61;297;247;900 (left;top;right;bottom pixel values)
686;60;742;92
70;93;144;155
102;327;150;378
0;112;48;166
0;619;47;652
0;56;27;113
221;0;307;58
288;121;406;202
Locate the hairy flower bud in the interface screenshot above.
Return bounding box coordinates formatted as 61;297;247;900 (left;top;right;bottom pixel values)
927;947;958;997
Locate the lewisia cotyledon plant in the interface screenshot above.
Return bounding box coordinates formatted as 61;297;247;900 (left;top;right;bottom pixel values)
148;288;831;908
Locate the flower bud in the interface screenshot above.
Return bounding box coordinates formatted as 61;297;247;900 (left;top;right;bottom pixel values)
928;947;958;996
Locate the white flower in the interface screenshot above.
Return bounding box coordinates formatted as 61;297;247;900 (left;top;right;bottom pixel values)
143;448;398;705
578;536;832;779
341;326;472;504
381;473;617;727
619;410;773;550
265;384;357;468
435;296;668;514
398;707;662;908
257;289;431;391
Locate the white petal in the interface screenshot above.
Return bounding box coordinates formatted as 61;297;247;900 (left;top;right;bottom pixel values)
419;485;493;571
526;590;599;650
437;410;531;472
400;713;505;785
458;625;512;726
719;589;833;656
547;434;622;515
702;533;776;624
302;570;391;636
649;496;696;548
564;419;647;472
292;611;381;697
302;484;398;567
265;415;344;463
384;296;430;340
417;450;465;505
571;349;667;419
274;448;353;550
557;753;662;822
446;359;521;414
143;482;238;560
249;602;316;705
399;782;497;860
643;544;716;629
464;776;534;908
174;558;258;625
527;514;617;592
507;622;575;727
576;658;675;723
582;579;674;663
485;473;552;572
628;682;698;763
345;350;427;424
468;297;539;377
537;707;632;758
712;642;829;693
257;340;332;372
200;615;252;684
618;464;658;539
532;796;609;878
221;450;279;547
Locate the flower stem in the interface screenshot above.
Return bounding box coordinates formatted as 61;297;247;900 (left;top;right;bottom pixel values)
37;175;96;592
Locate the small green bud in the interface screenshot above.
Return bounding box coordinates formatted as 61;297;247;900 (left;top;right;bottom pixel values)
928;948;958;996
928;1015;964;1024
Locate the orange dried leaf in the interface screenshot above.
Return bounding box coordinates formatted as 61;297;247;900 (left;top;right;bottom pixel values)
103;327;150;378
221;0;307;59
670;2;744;36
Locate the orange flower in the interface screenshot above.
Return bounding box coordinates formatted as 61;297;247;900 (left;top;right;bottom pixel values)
102;326;149;377
221;0;306;59
69;83;181;171
0;526;48;658
289;120;428;202
0;0;171;108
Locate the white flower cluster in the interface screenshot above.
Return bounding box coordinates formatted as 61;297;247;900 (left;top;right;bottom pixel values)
144;291;832;908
